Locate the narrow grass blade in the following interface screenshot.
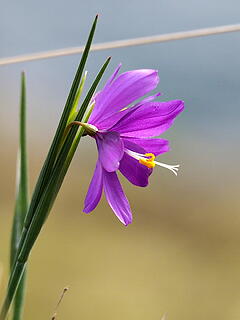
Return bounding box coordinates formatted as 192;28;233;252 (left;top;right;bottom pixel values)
67;71;88;124
24;14;98;230
0;56;110;320
19;57;111;254
10;73;29;320
9;14;99;276
0;16;99;320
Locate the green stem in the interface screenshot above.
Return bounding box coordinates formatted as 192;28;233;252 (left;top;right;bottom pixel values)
11;272;26;320
0;56;110;320
0;17;98;320
10;73;29;320
23;15;98;233
9;14;98;279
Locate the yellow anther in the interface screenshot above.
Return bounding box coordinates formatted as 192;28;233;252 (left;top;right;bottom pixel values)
139;153;156;168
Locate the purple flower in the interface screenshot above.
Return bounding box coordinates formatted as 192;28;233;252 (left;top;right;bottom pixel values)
81;64;184;225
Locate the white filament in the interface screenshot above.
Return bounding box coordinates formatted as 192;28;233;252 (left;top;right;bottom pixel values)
125;149;143;161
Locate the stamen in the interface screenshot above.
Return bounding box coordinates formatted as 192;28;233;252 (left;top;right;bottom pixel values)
125;149;180;175
139;153;156;168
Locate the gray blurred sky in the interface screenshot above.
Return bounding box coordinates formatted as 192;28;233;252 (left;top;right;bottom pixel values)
0;0;239;178
0;0;239;123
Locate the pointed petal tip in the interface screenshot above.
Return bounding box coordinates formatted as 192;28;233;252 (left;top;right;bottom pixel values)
90;67;160;124
142;68;159;79
176;99;185;107
176;99;185;112
82;207;91;214
151;69;160;86
103;170;133;226
120;216;132;226
84;159;103;213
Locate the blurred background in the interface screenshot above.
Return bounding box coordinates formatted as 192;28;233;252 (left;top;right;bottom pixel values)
0;0;240;319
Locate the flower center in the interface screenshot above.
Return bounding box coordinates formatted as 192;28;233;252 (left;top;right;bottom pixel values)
125;149;180;176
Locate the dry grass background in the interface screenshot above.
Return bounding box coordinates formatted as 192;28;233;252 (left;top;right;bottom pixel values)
1;134;240;319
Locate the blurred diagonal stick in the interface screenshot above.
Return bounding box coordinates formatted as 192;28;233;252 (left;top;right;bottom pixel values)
0;264;3;288
51;287;69;320
160;313;167;320
0;24;240;66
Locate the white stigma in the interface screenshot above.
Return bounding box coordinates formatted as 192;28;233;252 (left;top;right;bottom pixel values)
154;161;180;176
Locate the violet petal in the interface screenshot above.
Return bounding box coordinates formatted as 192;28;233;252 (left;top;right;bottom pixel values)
133;92;161;108
119;139;152;187
104;63;122;88
89;69;159;125
96;132;124;172
83;159;103;213
111;100;184;138
97;92;162;131
94;106;132;131
123;137;170;156
103;170;132;225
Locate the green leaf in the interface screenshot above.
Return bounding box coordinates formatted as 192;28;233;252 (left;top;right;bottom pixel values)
0;58;111;320
9;15;99;275
0;16;99;320
10;72;29;320
18;56;111;259
23;15;98;232
67;71;88;124
0;28;110;320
